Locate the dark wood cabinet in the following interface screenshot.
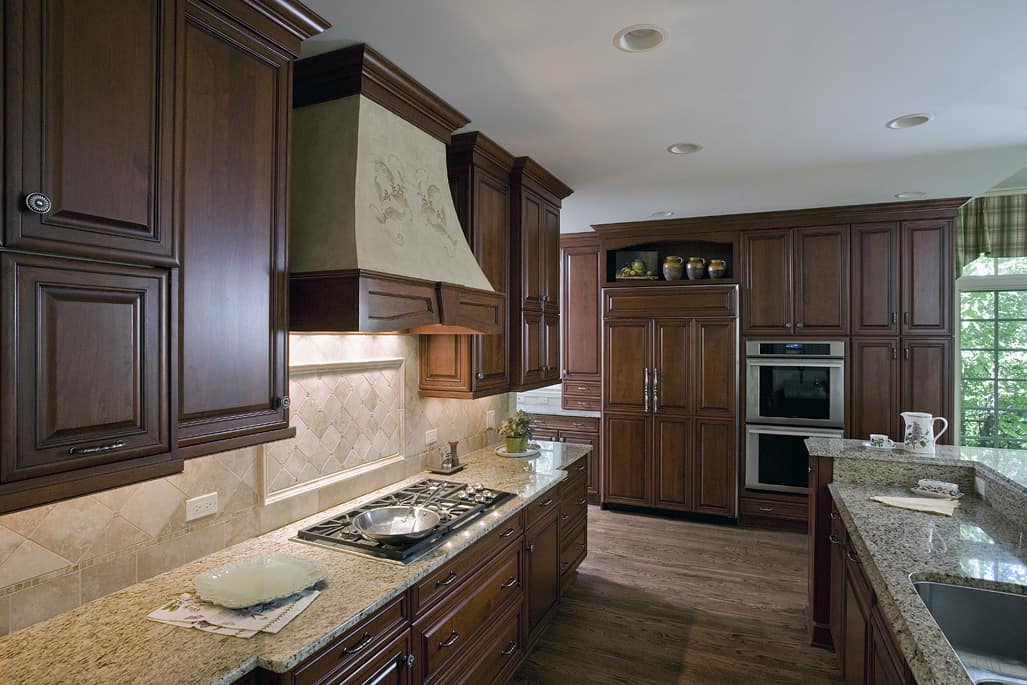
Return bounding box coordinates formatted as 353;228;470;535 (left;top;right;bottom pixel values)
420;132;513;399
901;220;951;336
899;338;952;444
524;510;560;638
174;1;300;458
530;415;601;505
843;566;870;685
335;630;413;685
851;223;900;335
0;253;180;513
510;158;572;391
3;0;177;265
741;225;849;334
561;235;602;409
602;286;738;516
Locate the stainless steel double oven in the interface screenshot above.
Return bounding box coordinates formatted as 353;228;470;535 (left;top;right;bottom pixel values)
744;341;845;494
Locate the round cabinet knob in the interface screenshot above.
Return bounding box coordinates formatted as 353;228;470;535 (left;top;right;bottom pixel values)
278;396;291;409
25;192;52;215
405;654;415;668
795;322;804;328
784;322;793;329
475;372;485;380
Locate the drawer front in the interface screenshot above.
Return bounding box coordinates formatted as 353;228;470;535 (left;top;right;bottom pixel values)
294;597;407;685
525;485;560;530
562;380;600;398
604;285;737;319
558;473;588;525
740;496;808;521
561;395;601;412
411;511;523;616
559;517;587;579
447;600;522;685
415;544;522;681
531;414;598;432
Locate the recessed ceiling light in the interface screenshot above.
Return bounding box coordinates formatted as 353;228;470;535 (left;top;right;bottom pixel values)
667;142;703;155
886;113;933;130
650;210;675;218
613;24;667;52
894;192;927;200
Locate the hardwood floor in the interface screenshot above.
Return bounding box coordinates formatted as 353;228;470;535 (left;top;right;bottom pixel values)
512;508;842;685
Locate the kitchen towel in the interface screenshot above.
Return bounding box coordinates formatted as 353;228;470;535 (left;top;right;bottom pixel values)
147;589;320;638
870;496;960;516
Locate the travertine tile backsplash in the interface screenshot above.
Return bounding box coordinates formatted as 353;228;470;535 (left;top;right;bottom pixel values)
0;334;510;635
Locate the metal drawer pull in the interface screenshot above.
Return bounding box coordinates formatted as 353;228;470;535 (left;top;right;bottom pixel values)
499;527;516;538
435;571;458;587
846;549;861;564
25;192;52;215
439;631;460;648
652;367;659;413
758;506;773;512
68;440;126;456
540;498;554;507
500;576;517;589
573;422;585;427
643;368;650;413
405;654;415;668
828;534;842;545
342;632;375;655
527;543;535;552
577;498;587;506
561;513;570;521
829;511;840;520
576;463;586;471
577;386;589;392
500;641;518;656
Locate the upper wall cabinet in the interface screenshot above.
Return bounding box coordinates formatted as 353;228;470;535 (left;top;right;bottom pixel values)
420;132;514;399
561;234;601;411
851;223;900;335
741;225;850;335
3;0;177;265
510;158;572;391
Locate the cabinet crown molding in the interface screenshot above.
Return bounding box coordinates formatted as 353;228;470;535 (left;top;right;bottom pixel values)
512;157;574;203
449;131;516;172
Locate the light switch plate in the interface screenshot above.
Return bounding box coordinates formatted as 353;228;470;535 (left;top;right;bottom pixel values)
486;410;497;429
186;492;218;521
425;428;438;445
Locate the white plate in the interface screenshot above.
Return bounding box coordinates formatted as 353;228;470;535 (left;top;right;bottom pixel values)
862;441;896;450
194;553;326;609
910;487;964;500
495;444;542;458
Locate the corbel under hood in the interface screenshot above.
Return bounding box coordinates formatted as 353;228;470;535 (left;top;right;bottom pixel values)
288;45;503;335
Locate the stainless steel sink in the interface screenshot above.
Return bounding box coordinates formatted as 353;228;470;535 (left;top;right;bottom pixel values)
914;581;1027;685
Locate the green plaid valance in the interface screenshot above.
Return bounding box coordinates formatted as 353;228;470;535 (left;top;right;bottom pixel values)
955;193;1027;275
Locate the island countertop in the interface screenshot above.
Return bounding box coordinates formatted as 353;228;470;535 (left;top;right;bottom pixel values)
0;441;591;685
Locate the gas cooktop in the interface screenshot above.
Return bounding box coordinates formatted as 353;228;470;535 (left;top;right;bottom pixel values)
293;478;515;564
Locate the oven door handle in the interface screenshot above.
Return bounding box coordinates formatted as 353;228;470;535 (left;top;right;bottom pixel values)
745;359;844;368
745;424;845;438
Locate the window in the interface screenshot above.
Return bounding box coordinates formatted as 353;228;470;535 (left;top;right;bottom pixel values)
957;256;1027;449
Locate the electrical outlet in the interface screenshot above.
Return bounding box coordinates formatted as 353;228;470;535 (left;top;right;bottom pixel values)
186;492;218;522
486;410;497;430
425;428;438;445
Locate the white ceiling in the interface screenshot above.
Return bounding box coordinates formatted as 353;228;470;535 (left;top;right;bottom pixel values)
301;0;1027;232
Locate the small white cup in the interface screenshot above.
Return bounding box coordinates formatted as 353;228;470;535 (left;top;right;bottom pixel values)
869;434;894;448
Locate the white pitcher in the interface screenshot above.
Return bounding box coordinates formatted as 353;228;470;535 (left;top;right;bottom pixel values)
901;412;948;454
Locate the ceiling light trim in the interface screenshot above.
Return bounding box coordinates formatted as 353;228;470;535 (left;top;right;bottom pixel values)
613;24;668;53
885;113;933;130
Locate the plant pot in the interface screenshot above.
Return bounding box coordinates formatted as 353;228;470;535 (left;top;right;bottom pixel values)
505;436;528;453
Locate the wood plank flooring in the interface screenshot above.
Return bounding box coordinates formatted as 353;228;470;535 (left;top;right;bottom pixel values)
511;508;843;685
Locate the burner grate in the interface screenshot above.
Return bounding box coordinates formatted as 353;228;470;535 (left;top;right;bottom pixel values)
295;479;514;563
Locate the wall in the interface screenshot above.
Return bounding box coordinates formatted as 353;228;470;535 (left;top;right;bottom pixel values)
0;334;510;636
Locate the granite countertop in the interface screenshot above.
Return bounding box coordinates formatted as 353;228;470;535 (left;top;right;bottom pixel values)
0;441;591;685
830;482;1027;685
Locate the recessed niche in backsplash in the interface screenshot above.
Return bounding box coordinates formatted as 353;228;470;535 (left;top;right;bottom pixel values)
0;333;511;635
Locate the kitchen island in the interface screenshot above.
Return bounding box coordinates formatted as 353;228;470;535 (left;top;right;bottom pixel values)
807;438;1027;685
0;441;591;685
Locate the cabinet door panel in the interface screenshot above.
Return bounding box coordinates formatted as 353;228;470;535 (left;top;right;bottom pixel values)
795;225;849;333
901;220;951;335
850;340;899;441
519;191;544;308
176;6;290;454
900;338;952;444
331;629;412;685
653;417;692;511
742;230;792;333
602;414;650;506
519;310;546;387
851;223;899;335
843;576;869;685
694;419;736;516
604;320;651;413
654;320;692;417
544;312;561;382
525;514;560;636
695;319;736;417
1;253;170;484
543;203;561;311
471;171;511;393
562;247;600;380
5;0;176;262
560;430;600;503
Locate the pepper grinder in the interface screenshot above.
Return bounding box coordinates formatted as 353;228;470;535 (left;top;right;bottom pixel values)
448;441;460;468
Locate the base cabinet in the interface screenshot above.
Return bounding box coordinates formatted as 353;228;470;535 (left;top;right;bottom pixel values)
530;415;601;504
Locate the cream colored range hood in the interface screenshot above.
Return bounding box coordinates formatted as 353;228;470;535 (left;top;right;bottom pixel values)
288;45;504;335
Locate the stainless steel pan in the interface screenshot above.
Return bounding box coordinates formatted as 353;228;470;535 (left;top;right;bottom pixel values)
352;506;441;545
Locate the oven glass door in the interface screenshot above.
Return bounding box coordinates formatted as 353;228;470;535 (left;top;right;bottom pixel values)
745;426;843;494
746;360;843;427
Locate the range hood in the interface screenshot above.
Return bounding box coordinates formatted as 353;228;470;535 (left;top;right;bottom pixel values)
288;45;504;335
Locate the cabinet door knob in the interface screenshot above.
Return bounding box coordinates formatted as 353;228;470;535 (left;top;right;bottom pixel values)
795;322;804;329
784;322;793;329
24;192;52;215
405;654;415;668
903;311;910;325
278;396;291;409
475;372;485;380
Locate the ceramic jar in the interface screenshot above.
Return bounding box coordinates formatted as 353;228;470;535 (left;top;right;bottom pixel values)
685;257;707;280
707;259;728;279
662;256;684;281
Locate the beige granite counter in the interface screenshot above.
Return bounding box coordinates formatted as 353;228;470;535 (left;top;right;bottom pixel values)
0;441;591;685
808;439;1027;685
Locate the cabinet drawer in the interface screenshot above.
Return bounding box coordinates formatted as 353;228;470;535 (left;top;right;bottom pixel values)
845;542;874;608
293;597;407;685
559;473;588;525
525;486;560;530
561;395;601;412
565;456;590;479
414;543;522;682
604;285;737;319
531;414;598;432
562;380;600;398
740;496;808;521
446;599;522;685
410;511;523;616
559;516;587;579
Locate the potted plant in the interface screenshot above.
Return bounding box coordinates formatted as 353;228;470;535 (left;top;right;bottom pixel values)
499;411;533;453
